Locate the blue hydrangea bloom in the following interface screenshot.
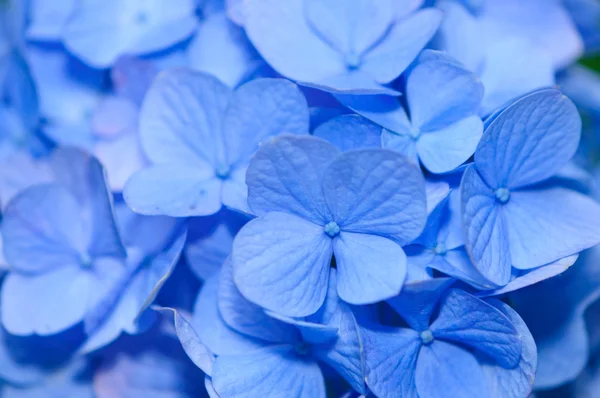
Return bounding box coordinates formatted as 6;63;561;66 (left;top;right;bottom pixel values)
509;246;600;390
181;262;365;397
233;135;427;316
341;50;484;173
461;88;600;286
244;0;442;95
0;148;126;335
124;70;309;217
362;282;536;398
61;0;199;68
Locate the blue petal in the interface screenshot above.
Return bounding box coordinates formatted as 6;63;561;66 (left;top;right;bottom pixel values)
154;307;214;375
336;94;411;134
27;0;76;40
361;325;421;398
430;289;521;368
124;165;222;217
218;258;300;344
137;69;230;167
232;212;333;317
1;184;85;273
62;0;198;68
387;277;454;331
244;0;345;83
480;300;537;398
301;70;402;96
460;165;511;285
334;232;406;305
407;55;483;131
222;78;309;167
503;187;600;270
360;9;443;84
323;149;427;244
312;114;382;152
212;346;326;398
381;131;419;165
246;135;338;223
304;0;394;59
192;275;264;355
475;88;581;190
415;340;486;398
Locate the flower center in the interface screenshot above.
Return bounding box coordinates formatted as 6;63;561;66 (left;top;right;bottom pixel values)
215;164;231;180
79;253;93;269
433;243;446;255
409;126;421;140
324;221;340;237
494;188;510;204
344;52;361;70
420;330;434;345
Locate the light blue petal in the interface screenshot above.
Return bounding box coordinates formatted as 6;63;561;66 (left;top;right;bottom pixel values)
302;70;402;95
27;0;77;41
425;180;451;216
387;277;454;331
1;184;84;273
504;188;600;270
361;325;421;398
218;258;300;344
335;94;411;134
430;289;521;368
415;340;486;398
430;249;495;290
381;131;419;164
63;0;198;68
154;307;214;375
232;212;333;317
139;69;230;167
188;12;260;88
124;165;222;217
192;275;264;355
475;88;581;190
323;149;427;244
360;8;442;84
333;232;406;305
417;116;483;173
212;346;326;398
460;166;512;286
222;78;309;167
304;0;394;59
246;135;338;223
481;300;536;398
244;0;345;83
312;114;381;152
407;56;483;131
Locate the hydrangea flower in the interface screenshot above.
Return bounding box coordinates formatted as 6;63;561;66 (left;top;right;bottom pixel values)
362;281;536;398
178;261;365;397
124;70;309;216
461;88;600;286
62;0;199;68
233;135;427;316
341;50;484;173
1;148;126;335
243;0;442;95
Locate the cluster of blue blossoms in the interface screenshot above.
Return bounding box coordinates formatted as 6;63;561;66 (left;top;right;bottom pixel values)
3;0;600;397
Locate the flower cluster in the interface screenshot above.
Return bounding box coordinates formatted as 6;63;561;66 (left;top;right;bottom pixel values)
2;0;600;397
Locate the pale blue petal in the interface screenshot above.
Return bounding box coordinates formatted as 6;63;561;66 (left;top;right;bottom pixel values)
139;69;230;167
244;0;345;82
334;232;406;305
430;289;521;368
232;212;332;317
417;116;483;173
475;89;581;190
303;71;402;96
312;114;381;152
381;131;419;165
360;9;443;84
504;188;600;270
246;136;338;223
222;78;309;167
124;165;222;217
323;149;427;244
430;250;495;290
27;0;77;40
362;325;421;398
460;166;511;286
415;341;486;398
218;258;300;344
212;346;326;398
336;94;411;134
